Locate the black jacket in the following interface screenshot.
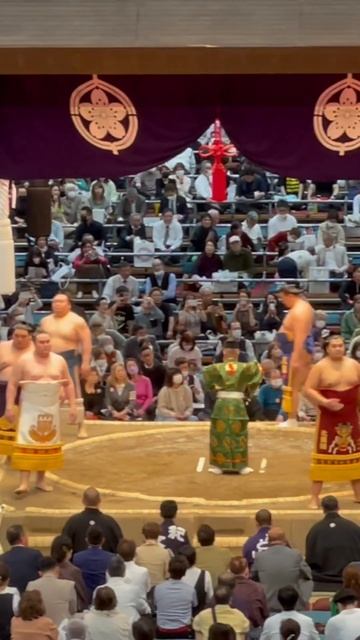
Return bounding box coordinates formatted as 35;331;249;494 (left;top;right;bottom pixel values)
62;507;123;553
0;546;43;593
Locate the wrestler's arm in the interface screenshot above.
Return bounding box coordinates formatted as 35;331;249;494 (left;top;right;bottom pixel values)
303;363;343;411
5;360;23;421
77;318;92;376
0;343;8;371
291;307;313;367
60;360;77;422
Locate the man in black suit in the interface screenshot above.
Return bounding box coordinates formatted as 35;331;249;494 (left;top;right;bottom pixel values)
0;524;43;592
117;212;146;251
160;184;188;220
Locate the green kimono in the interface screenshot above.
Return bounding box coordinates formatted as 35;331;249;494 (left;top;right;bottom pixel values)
203;360;262;472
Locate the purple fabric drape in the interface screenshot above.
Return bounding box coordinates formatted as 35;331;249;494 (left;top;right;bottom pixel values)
0;74;359;179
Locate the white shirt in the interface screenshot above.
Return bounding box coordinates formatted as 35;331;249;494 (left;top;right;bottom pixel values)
194;174;212;199
242;221;264;243
124;560;151;598
315;244;349;273
260;609;319;639
0;586;20;615
182;566;213;605
283;250;316;277
324;607;360;640
102;273;139;302
97;576;151;620
267;213;298;239
153;219;183;251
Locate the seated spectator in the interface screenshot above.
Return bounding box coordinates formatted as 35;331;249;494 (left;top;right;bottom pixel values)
243;509;272;568
223;236;254;275
215;321;256;363
7;285;42;328
91;347;109;381
90;297;116;331
61;182;84;224
72;239;108;270
72;526;115;599
136;522;171;588
312;309;328;343
305;496;360;590
180;545;213;611
160;183;188;220
207;623;237;640
167;331;203;370
61;619;87;640
263;342;283;369
343;563;360;603
258;369;283;420
34;236;58;270
97;555;150;620
198;285;227;335
140;345;166;396
236;167;266;201
62;486;123;553
117;212;146;250
83;585;132;640
153;209;183;255
98;334;123;366
156;367;195;421
136;295;165;339
229;556;268;631
48;219;64;250
317;208;345;245
24;247;50;279
315;232;349;288
261;359;276;384
109;286;135;335
279;619;301;640
277;244;316;280
145;257;177;303
26;556;76;627
190;213;219;253
90;177;117;202
154;555;197;639
105;362;136;421
232;290;258;339
257;293;283;332
195;240;223;279
74;206;106;246
81;367;105;418
178;297;206;338
259;586;318;640
195;161;213;200
252;527;313;613
118;539;150;598
0;561;19;639
149;287;175;339
349;336;360;363
11;590;57;640
123;324;161;361
0;524;43;594
267;201;298;240
175;357;205;404
159;499;190;553
171;162;192;199
278;176;304;200
134;167;160;198
225;221;254;252
241;210;263;250
340;265;360;308
50;535;88;611
341;294;360;341
266;226;302;256
324;588;360;640
86;180;112;217
103;261;139;303
193;586;249;640
125;358;153;419
133;618;156;640
116;187;146;222
73;239;109;299
196;525;232;587
51;183;66;223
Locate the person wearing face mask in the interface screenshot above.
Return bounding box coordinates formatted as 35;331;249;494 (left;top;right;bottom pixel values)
144;257;177;304
91;347;109;382
116;187;146;222
312;310;328;343
258;293;283;332
170;163;192;200
98;336;123;368
258;369;284;421
24;247;50;280
341;295;360;342
105;363;137;420
125;358;153;419
167;332;203;370
61;182;84;224
159;183;188;220
215;321;256;363
178;296;206;338
267;200;298;240
156;368;196;421
81;367;105;418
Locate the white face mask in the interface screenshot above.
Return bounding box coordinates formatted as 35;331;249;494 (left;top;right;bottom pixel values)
315;320;326;329
67;190;77;199
271;379;283;389
182;345;193;352
173;375;183;386
95;360;107;373
232;329;242;339
103;345;113;354
155;270;164;277
313;352;323;362
175;169;185;178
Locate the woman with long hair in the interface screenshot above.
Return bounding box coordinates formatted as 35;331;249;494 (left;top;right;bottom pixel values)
125;358;153;419
87;180;112;217
105;363;137;421
50;184;66;223
50;535;88;611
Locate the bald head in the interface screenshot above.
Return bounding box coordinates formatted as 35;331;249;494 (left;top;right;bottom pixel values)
83;487;101;508
268;527;286;545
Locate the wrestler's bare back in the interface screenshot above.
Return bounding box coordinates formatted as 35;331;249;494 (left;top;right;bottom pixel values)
15;352;68;383
41;312;86;353
280;298;314;337
310;356;360;391
0;341;34;382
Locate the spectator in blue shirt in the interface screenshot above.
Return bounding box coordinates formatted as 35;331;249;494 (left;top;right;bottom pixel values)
243;509;272;568
159;500;190;555
258;369;283;421
154;556;197;638
72;526;114;600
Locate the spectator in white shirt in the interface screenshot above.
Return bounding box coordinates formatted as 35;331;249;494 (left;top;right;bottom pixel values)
102;261;139;303
324;587;360;640
315;233;349;275
268;200;298;239
195;161;213;200
277;245;316;280
241;210;263;250
153;209;183;253
180;545;213;610
97;556;150;621
260;585;319;640
170;163;192;200
317;209;345;245
118;539;150;599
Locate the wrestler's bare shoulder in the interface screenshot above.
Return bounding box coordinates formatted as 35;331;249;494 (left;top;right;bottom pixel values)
42;311;85;326
292;299;314;317
315;355;360;372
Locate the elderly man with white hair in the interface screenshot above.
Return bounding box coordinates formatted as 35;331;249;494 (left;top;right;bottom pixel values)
60;618;87;640
61;182;84;224
241;210;263;250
